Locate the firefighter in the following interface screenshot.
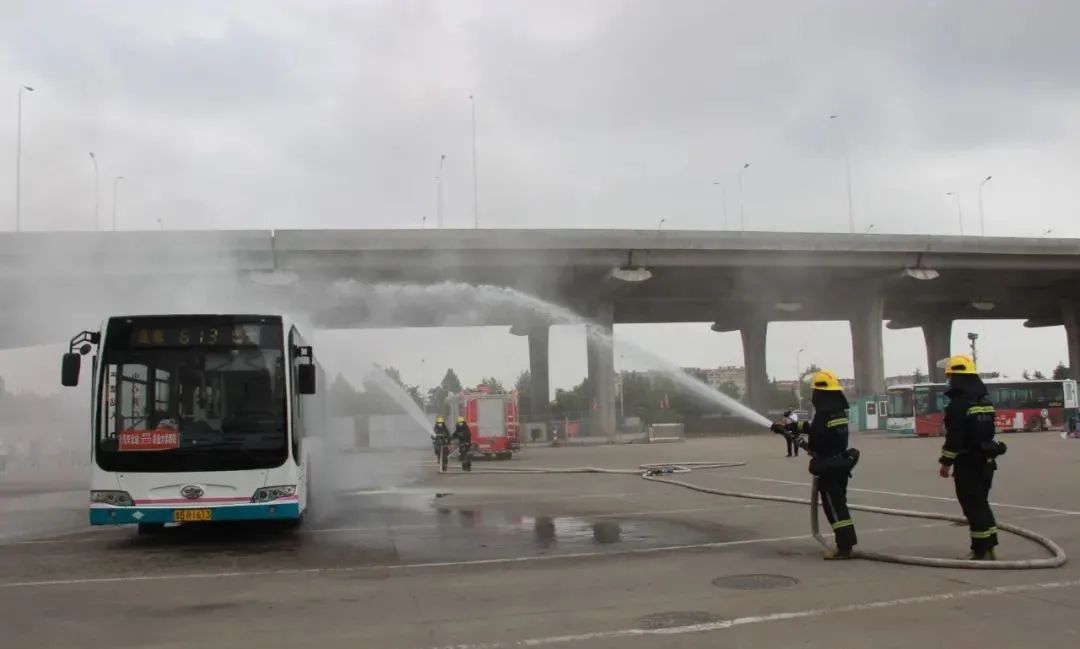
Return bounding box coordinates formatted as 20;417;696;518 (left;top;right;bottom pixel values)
432;416;451;471
773;369;859;559
452;416;473;472
781;408;800;457
938;355;1006;560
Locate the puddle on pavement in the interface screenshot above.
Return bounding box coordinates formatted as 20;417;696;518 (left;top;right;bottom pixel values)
58;489;729;570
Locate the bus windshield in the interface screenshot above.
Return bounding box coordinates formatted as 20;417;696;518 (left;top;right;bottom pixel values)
888;389;913;418
96;317;287;472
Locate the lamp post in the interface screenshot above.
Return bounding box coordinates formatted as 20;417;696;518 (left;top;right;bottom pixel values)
978;176;992;236
469;94;479;228
738;163;750;231
112;176;125;231
436;154;445;228
89;152;99;230
946;192;963;235
15;84;35;231
712;181;728;229
795;347;805;408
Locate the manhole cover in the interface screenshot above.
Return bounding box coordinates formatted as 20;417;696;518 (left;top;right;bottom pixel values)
638;611;722;630
712;574;799;590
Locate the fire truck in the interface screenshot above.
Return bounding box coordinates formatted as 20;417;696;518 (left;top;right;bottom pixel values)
448;386;520;460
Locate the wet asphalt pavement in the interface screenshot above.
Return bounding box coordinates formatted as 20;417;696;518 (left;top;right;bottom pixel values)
3;434;1080;648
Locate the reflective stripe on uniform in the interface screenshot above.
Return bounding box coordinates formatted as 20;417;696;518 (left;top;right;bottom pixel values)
967;405;995;416
832;519;854;530
940;448;958;459
826;418;849;428
971;529;995;539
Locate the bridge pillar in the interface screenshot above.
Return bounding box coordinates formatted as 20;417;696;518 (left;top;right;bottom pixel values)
1062;303;1080;380
527;326;551;422
850;296;886;397
922;318;953;383
586;302;617;442
740;319;770;414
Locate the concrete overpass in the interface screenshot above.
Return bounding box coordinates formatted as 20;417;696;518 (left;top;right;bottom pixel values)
3;229;1079;435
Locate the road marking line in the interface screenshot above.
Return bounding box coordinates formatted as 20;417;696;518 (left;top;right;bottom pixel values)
2;508;1071;587
0;532;816;588
0;511;1041;589
731;475;1080;515
427;578;1080;648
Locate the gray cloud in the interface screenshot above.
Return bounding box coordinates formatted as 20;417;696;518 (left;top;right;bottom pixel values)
1;0;1077;392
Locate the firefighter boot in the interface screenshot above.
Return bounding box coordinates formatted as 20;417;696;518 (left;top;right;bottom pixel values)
823;548;853;560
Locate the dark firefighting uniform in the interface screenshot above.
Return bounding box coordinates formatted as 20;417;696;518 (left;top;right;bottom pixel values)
782;393;858;553
940;376;1003;556
432;422;451;470
452;422;472;471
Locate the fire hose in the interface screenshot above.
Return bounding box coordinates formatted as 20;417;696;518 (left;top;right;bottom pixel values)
450;461;1067;570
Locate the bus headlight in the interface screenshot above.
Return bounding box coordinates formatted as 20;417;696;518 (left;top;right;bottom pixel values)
91;491;134;507
252;485;296;503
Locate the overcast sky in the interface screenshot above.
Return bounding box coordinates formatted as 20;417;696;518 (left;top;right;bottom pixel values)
2;1;1078;395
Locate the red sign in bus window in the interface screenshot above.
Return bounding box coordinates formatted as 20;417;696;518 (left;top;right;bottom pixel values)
119;424;180;451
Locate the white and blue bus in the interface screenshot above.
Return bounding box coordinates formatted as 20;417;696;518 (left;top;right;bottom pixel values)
62;315;324;533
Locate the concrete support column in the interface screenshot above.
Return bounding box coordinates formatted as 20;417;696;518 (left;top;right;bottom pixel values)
1062;303;1080;380
922;318;953;383
740;319;769;414
586;302;617;442
850;296;886;396
527;327;550;421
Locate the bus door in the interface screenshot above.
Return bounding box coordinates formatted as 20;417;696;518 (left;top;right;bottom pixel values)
1064;380;1078;432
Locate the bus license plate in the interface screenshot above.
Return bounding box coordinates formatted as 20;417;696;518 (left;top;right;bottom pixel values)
174;509;212;522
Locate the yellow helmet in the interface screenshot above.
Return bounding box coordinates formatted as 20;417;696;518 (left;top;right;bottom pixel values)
943;354;977;375
435;416;445;423
810;369;843;391
456;416;466;423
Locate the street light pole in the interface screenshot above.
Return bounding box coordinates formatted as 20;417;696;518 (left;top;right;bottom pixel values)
112;176;125;231
829;115;854;233
712;181;727;229
15;85;35;231
978;175;992;236
738;163;750;231
469;94;479;229
89;152;99;230
946;192;963;235
657;217;667;231
795;348;804;409
436;153;445;228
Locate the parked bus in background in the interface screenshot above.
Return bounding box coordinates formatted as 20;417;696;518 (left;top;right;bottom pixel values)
61;315;324;534
983;379;1078;432
885;385;915;435
886;383;948;436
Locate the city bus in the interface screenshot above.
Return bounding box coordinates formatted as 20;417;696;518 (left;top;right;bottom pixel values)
983;379;1078;432
886;383;948;436
61;315;324;534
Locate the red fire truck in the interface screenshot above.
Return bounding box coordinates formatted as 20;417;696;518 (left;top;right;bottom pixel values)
448;386;520;460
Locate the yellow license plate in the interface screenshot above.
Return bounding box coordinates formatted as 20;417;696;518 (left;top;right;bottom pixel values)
173;508;212;522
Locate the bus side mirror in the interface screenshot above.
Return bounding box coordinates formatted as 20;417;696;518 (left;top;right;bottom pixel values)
61;353;81;387
298;364;316;395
